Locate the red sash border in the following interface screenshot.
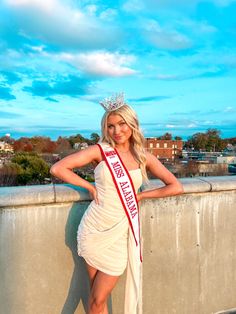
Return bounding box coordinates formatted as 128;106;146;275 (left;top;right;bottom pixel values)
97;143;143;262
114;147;143;262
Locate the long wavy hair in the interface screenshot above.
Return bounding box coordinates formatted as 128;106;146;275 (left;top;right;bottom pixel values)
100;104;148;181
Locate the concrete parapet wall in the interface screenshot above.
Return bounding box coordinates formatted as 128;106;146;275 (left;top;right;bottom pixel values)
0;176;236;314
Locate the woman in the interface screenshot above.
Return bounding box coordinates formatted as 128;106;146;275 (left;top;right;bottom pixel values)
50;95;183;314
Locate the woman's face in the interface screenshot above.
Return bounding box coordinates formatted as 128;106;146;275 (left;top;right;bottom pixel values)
107;113;132;145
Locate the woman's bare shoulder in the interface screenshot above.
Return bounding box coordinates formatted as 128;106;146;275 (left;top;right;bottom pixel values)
144;150;153;162
145;151;162;169
80;144;102;162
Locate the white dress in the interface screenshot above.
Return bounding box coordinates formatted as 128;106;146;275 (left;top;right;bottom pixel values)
77;150;143;313
77;160;142;274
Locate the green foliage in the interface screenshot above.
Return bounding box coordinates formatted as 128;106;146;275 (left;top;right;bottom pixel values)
90;133;100;144
161;132;172;140
0;163;22;186
174;136;182;140
67;134;87;146
84;175;94;182
156;132;173;140
185;129;226;151
11;152;50;184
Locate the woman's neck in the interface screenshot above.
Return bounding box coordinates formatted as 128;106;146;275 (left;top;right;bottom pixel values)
115;142;130;153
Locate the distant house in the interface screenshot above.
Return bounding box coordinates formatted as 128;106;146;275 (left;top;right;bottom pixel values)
74;142;89;150
217;156;236;164
224;144;236;155
0;141;14;152
145;138;183;161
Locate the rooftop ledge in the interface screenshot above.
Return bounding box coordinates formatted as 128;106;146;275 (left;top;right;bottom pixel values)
0;175;236;208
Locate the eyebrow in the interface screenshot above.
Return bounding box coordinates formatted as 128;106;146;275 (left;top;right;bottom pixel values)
107;119;125;126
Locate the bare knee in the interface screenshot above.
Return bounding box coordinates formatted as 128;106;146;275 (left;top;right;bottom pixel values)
89;294;106;313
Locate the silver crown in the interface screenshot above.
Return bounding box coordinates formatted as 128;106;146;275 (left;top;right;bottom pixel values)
99;93;125;112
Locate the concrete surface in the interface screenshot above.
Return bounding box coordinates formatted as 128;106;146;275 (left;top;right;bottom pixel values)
0;176;236;314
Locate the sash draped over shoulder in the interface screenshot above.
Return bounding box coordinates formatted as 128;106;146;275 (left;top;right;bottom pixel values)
77;143;143;313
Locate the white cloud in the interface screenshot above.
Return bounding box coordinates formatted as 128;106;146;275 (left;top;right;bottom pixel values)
177;18;218;35
165;121;198;129
202;120;216;125
84;4;98;16
5;0;63;13
143;20;192;50
29;45;45;52
187;123;197;128
99;8;117;21
144;46;236;82
59;51;137;77
122;0;145;12
123;0;236;14
4;0;120;50
224;106;236;113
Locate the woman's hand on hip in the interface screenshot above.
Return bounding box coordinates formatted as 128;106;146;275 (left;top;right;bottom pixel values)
89;185;99;205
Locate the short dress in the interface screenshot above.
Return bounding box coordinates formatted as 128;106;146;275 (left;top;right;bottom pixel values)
77;143;143;313
77;161;142;276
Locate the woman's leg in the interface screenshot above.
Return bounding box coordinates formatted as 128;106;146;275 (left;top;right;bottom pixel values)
89;271;119;314
85;263;119;314
86;263;98;289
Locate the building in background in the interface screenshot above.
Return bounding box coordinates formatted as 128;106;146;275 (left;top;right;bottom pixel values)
0;141;14;153
73;142;89;150
217;156;236;164
145;138;183;161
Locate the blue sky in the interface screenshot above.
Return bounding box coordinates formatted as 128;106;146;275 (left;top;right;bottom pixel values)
0;0;236;140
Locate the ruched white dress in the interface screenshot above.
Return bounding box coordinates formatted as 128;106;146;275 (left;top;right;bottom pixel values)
77;150;143;313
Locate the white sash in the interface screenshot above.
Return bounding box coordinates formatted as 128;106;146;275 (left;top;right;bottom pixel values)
97;143;142;314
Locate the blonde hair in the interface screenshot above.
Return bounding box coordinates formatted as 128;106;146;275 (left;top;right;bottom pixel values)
100;104;148;182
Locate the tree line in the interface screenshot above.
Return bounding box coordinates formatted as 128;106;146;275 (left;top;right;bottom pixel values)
0;152;50;186
0;133;100;186
184;129;234;152
0;133;100;154
1;129;235;154
151;129;235;152
0;129;235;187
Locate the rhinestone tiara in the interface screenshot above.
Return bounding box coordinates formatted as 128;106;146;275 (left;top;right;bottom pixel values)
99;93;125;112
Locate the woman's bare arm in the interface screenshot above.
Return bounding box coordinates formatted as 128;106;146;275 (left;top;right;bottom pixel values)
138;152;183;201
50;144;101;196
